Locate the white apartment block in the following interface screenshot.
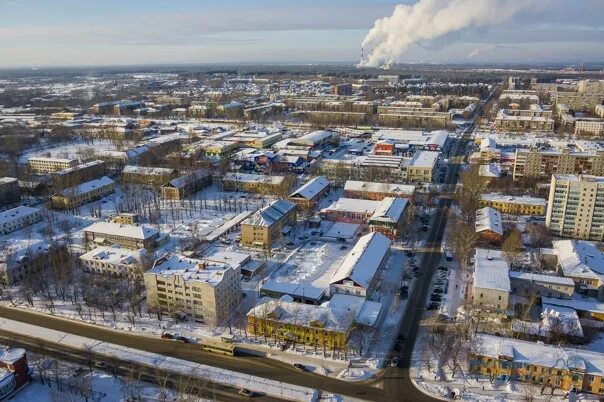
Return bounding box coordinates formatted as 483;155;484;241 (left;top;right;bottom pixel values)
575;119;604;136
28;157;77;174
144;254;241;325
546;174;604;241
79;246;148;278
0;206;43;235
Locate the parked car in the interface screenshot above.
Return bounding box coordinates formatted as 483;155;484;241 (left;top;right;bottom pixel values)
161;332;174;340
427;303;440;310
176;335;189;343
239;388;254;397
391;357;399;367
293;363;308;371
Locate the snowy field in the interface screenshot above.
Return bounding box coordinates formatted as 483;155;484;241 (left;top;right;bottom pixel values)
18;138;123;164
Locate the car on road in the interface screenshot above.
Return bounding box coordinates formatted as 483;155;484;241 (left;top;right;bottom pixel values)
239;388;254;397
176;335;189;343
433;288;443;294
391;357;399;367
94;361;107;369
430;295;442;302
427;303;440;310
293;363;308;371
397;335;405;344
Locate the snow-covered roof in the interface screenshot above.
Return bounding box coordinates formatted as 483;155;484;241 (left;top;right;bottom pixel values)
481;193;547;207
473;248;511;292
204;250;251;268
0;348;26;364
509;271;575;287
322;197;380;215
475;207;503;236
53;160;105;177
261;279;325;302
164;169;211;189
289;176;330;201
247;298;355;332
553;240;604;281
0;177;18;185
147;254;234;286
479;164;502;178
84;221;159;240
0;206;41;226
122;165;175;175
344;180;415;196
408;150;439;169
58;176;114;197
474;334;601;374
291;130;334;146
79;246;147;266
330;232;391;290
223;172;284;185
327;294;382;327
243;199;296;227
28;156;77;164
369;197;408;224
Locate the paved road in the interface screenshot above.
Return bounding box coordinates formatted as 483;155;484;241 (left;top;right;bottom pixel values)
385;133;469;401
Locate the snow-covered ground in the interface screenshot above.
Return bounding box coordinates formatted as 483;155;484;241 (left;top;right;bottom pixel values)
13;369;181;402
1;317;323;401
18;138;123;164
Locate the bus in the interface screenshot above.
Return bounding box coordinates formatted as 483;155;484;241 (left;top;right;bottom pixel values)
201;340;238;356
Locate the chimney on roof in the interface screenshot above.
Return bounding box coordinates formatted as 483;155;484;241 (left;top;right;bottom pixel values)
197;262;206;270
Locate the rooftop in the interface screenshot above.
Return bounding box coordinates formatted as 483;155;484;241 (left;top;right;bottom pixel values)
474;248;511;292
84;221;159;240
147;254;235;286
330;232;391;290
0;206;41;226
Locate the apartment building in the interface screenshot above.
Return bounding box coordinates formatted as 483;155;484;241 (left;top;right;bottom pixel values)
145;254;241;325
329;232;391;299
332;83;353;96
480;193;547;216
368;197;408;240
1;241;68;285
595;104;604;119
288;176;330;209
79;246;148;278
51;176;115;210
240;199;297;249
83;221;163;251
247;295;381;351
111;212;138;225
51;160;106;190
160;169;212;200
377;109;451;128
222;172;289;195
28;157;78;174
0;206;43;235
343;180;415;200
546;175;604;241
407;150;439;183
472;249;510;314
575;119;604;137
513;148;604;180
494;111;554;133
471;334;604;396
121;166;177;187
0;177;20;206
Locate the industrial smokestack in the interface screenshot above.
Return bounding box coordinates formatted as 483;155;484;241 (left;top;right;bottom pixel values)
359;0;545;68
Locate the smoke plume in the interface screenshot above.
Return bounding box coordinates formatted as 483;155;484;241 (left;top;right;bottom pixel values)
359;0;543;68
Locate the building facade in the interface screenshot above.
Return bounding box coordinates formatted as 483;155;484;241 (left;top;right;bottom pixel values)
145;254;241;325
28;157;78;174
51;176;115;210
240;199;297;249
546;175;604;241
0;206;43;236
160;169;212;200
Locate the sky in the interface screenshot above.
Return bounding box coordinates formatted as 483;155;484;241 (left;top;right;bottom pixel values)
0;0;603;68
